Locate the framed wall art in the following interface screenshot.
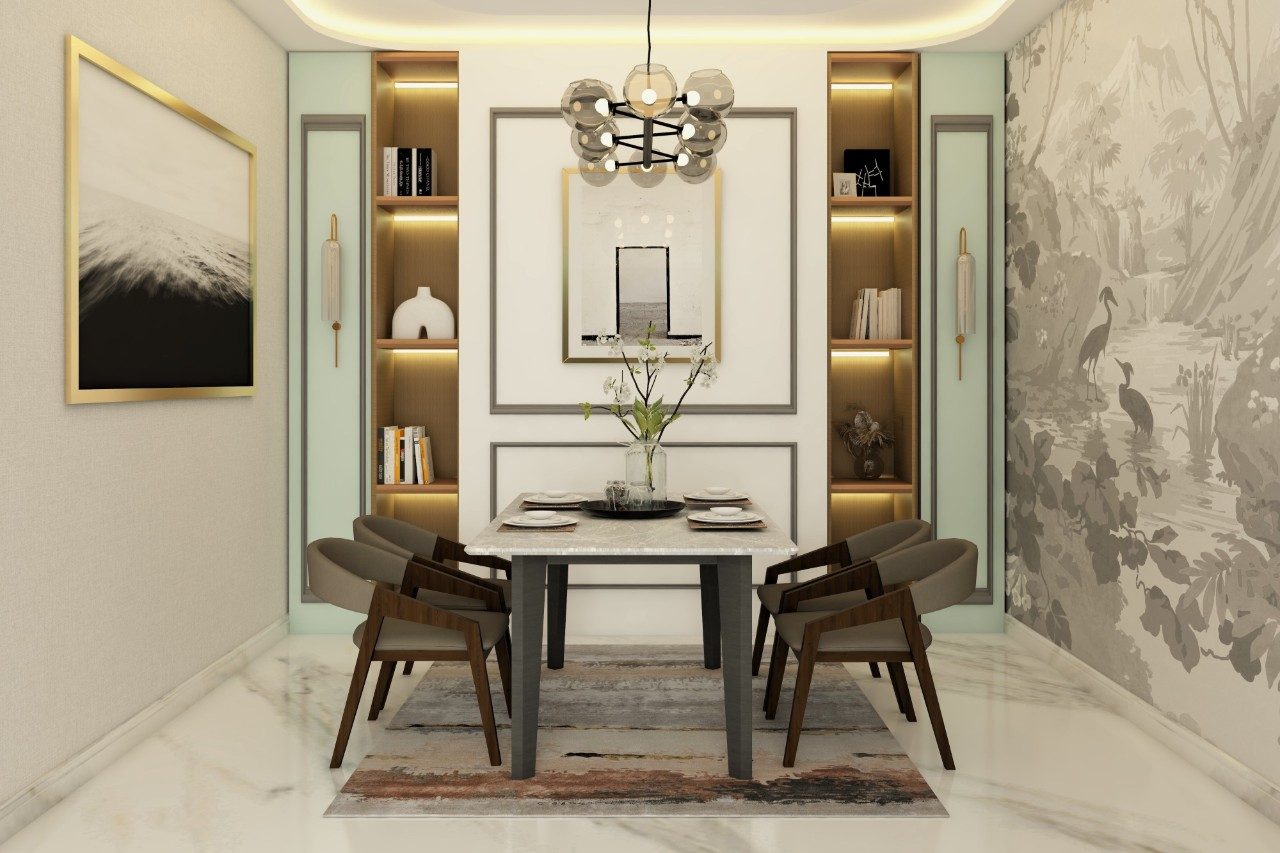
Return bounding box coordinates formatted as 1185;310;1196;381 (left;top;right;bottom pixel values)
65;36;256;403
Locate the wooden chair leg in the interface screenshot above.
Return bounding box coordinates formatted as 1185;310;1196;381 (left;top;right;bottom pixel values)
763;635;789;720
751;604;771;676
496;634;513;717
886;662;916;721
782;645;817;768
913;650;955;770
869;662;882;678
402;661;414;676
468;644;502;766
331;645;374;768
368;660;396;721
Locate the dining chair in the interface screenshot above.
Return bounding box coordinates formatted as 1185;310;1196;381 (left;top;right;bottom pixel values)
354;514;514;675
751;519;933;677
307;537;512;768
763;538;977;770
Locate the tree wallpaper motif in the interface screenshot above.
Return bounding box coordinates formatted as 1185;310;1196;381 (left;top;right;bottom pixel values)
1006;0;1280;783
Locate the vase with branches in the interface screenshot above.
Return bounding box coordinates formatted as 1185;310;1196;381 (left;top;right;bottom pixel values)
580;324;717;506
837;408;895;480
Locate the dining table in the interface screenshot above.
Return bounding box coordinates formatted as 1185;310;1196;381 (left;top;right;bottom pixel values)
467;493;799;780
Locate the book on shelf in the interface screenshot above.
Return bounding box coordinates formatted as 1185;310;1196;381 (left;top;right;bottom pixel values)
377;426;435;485
382;147;436;197
849;287;903;340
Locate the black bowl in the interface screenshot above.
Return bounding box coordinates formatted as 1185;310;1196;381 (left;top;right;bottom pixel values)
580;499;686;519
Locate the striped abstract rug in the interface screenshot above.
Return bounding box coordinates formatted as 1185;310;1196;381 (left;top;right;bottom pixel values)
326;646;945;817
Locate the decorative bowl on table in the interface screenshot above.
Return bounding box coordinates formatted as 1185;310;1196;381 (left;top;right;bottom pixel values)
580;499;686;519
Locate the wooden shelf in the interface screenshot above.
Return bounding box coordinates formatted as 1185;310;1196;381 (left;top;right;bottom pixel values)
831;339;913;352
374;478;459;495
376;195;458;210
831;477;913;495
831;196;913;213
375;338;459;350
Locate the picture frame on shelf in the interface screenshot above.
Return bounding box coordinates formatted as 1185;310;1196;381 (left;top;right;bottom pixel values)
832;172;857;197
842;148;892;197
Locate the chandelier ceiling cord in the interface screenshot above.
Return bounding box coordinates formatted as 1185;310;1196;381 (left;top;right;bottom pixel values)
561;0;734;186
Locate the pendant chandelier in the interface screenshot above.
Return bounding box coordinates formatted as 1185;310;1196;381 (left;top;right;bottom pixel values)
560;0;733;187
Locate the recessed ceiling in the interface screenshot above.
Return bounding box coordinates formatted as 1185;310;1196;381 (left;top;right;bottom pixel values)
233;0;1062;51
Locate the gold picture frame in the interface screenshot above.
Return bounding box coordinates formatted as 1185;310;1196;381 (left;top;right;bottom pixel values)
561;166;721;364
65;35;257;403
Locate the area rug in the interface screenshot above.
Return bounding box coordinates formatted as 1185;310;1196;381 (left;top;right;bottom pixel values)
326;645;945;817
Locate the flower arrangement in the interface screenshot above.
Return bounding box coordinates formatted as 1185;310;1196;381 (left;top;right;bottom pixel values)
579;323;717;441
837;408;894;457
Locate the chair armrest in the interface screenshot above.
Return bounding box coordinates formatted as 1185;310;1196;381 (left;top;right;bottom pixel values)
803;587;916;646
367;585;485;644
777;559;880;613
435;538;513;578
404;558;504;612
763;541;851;585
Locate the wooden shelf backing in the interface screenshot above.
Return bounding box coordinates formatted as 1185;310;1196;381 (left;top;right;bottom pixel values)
376;195;458;210
375;338;459;350
831;477;913;494
374;478;459;495
831;196;913;213
831;339;913;351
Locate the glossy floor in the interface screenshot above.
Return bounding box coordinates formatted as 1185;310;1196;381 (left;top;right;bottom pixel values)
5;634;1279;852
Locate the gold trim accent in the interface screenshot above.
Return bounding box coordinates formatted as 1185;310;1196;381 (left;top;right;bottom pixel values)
65;36;257;404
560;166;721;364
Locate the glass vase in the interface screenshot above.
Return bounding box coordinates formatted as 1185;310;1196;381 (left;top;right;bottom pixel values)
624;440;667;508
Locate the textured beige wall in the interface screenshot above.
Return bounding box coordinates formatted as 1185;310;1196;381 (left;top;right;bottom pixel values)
0;0;286;803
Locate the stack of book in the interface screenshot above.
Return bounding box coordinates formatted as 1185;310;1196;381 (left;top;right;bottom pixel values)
381;147;435;197
378;426;436;485
850;287;903;340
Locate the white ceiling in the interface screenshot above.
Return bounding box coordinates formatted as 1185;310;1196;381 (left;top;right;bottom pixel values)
232;0;1064;51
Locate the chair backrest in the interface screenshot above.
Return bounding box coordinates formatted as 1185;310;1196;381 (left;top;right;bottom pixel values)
306;538;410;614
353;514;440;561
876;538;978;615
845;519;933;564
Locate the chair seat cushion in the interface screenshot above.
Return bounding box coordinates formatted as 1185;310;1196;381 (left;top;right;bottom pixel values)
758;582;869;614
352;610;508;653
774;610;932;654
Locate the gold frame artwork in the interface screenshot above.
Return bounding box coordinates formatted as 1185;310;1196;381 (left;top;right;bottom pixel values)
561;166;722;364
65;35;257;403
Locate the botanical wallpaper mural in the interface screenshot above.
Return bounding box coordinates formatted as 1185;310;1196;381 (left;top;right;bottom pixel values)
1006;0;1280;783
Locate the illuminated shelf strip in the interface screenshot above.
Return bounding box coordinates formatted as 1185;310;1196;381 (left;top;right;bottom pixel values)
394;213;458;223
394;81;458;89
831;83;894;91
832;350;891;359
831;215;895;224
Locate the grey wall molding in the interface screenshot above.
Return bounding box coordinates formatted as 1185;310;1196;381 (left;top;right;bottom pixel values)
489;441;798;589
299;114;367;602
489;107;798;415
929;115;995;606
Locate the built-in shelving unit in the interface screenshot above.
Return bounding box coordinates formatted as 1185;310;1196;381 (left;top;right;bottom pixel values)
371;51;460;539
827;53;920;542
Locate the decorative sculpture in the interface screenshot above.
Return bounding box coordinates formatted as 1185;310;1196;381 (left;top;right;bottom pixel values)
322;214;342;367
956;227;975;380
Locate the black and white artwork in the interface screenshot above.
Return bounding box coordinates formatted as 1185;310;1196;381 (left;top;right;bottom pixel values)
68;41;255;402
563;167;718;361
842;149;891;197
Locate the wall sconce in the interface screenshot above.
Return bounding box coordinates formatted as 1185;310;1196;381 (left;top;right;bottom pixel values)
956;227;975;380
321;214;341;367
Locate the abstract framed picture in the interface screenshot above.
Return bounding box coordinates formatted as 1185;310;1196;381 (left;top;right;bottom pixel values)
562;166;720;363
64;36;256;403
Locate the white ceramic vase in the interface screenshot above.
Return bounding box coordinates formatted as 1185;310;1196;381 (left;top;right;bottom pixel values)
391;286;455;339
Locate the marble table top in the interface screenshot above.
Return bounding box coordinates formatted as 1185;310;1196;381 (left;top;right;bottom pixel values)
467;493;799;558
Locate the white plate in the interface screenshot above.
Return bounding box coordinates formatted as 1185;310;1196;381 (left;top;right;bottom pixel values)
525;493;588;505
689;511;762;525
504;513;576;528
684;490;750;502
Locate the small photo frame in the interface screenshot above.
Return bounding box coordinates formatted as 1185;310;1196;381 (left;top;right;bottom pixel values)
832;172;857;197
843;149;892;197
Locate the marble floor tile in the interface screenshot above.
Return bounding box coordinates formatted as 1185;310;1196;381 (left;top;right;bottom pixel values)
4;634;1279;852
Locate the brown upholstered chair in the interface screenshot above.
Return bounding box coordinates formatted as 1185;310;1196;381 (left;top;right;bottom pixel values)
307;538;512;768
764;538;977;770
354;515;513;676
752;519;933;677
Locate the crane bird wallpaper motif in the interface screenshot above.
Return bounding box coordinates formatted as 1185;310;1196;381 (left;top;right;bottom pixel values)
1005;0;1280;787
66;39;255;403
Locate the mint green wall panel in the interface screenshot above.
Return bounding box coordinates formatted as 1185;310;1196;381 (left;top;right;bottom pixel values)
919;53;1006;633
288;53;371;634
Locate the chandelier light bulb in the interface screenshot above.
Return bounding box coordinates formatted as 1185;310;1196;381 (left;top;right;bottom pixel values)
685;90;701;107
604;158;618;172
681;123;694;140
676;151;690;167
642;88;657;105
595;98;610;116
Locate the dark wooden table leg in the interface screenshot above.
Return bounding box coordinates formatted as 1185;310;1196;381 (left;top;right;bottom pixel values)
510;555;547;779
699;564;721;670
547;564;568;670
